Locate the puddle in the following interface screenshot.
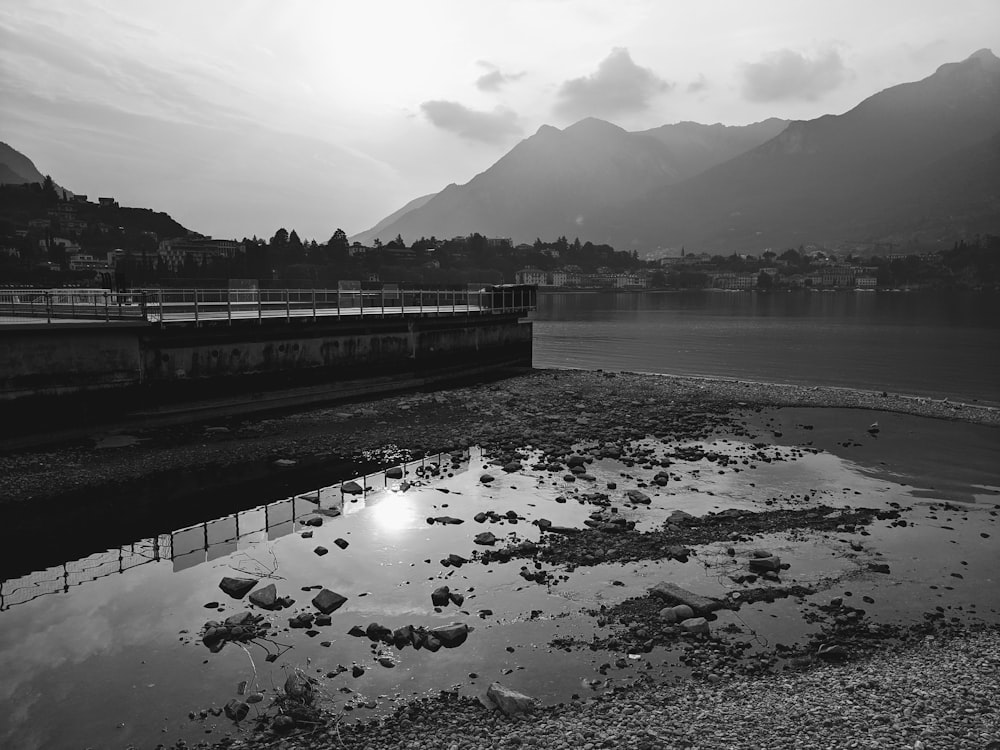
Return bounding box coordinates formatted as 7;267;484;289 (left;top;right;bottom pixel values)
0;408;997;749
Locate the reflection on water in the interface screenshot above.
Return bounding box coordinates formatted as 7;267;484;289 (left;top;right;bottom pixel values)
0;410;996;750
0;451;469;612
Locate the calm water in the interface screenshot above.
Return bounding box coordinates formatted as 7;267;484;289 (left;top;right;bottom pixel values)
532;290;1000;405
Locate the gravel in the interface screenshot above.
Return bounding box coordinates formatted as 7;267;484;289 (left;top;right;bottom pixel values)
200;627;999;750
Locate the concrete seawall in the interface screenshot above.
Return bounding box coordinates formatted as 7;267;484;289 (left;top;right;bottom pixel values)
0;313;532;434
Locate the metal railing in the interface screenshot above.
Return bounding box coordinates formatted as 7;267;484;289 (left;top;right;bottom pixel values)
0;289;148;323
0;285;536;326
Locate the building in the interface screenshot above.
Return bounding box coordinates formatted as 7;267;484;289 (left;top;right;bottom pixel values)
710;273;758;289
157;237;243;272
68;254;111;272
515;267;547;286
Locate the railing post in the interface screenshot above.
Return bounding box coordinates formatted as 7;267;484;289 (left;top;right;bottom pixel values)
312;289;317;321
45;291;52;324
285;289;290;322
193;288;199;326
227;290;232;325
104;291;109;322
337;289;341;319
257;290;262;324
70;292;75;319
381;288;385;318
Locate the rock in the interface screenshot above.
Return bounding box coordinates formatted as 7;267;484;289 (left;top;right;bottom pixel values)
545;525;581;535
284;672;315;703
219;577;258;599
423;634;442;652
303;517;323;527
393;625;415;649
484;682;538;716
444;553;469;567
680;616;710;634
503;461;522;473
627;489;651;504
249;583;279;610
474;512;488;523
868;562;891;574
334;538;349;549
224;611;257;628
429;516;464;525
347;625;366;637
752;549;774;558
480;473;495;484
449;591;465;607
817;643;848;661
648;582;724;614
224;699;249;722
429;623;469;648
659;607;678;623
386;466;404;479
749;555;782;572
289;613;314;628
314;546;329;556
474;531;497;546
271;715;295;733
352;665;365;677
431;586;451;606
273;458;296;468
366;622;393;643
341;480;364;494
672;604;695;621
665;510;695;525
312;589;348;614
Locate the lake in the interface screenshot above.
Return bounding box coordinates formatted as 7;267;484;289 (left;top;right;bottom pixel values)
531;290;1000;406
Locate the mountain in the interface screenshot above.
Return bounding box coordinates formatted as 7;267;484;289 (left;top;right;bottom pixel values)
0;141;73;196
352;117;787;246
352;192;435;243
609;48;1000;251
1;142;49;185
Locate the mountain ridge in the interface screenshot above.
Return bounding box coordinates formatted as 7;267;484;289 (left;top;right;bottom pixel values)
357;49;1000;251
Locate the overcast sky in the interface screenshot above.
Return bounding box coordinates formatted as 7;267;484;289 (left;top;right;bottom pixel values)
1;0;997;241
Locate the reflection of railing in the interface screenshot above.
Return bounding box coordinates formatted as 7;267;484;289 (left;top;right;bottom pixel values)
0;450;470;610
0;286;537;325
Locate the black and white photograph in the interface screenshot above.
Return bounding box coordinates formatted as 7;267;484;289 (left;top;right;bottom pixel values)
0;2;998;748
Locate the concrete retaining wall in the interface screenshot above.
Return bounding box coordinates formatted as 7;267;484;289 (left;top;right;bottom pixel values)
0;315;532;415
0;323;143;399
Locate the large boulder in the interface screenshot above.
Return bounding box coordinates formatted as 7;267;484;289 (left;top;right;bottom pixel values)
429;623;469;648
484;682;538;716
312;589;347;615
649;581;724;614
474;532;497;546
219;577;258;599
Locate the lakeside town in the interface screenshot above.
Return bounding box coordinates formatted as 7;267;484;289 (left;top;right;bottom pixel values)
2;182;998;292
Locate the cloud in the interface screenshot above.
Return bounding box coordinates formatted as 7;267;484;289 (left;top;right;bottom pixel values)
420;100;521;143
742;49;848;102
687;74;709;93
555;48;671;118
475;68;525;92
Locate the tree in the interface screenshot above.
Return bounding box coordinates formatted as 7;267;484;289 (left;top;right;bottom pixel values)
757;271;773;290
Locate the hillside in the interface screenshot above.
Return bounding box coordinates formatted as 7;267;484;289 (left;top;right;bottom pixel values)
351;117;787;246
610;48;1000;250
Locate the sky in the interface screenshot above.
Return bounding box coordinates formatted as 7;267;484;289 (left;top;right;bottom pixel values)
1;0;998;242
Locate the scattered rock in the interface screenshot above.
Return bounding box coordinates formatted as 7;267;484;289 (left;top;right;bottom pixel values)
484;682;538;716
312;589;348;614
219;577;258;599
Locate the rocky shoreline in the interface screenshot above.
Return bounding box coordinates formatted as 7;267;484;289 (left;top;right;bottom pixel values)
3;369;998;750
186;625;1000;750
2;369;996;507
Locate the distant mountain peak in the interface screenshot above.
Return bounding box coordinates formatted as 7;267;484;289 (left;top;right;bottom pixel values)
564;117;626;135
